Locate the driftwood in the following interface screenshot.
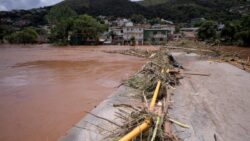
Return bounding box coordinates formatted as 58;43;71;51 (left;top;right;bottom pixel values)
86;111;122;127
165;46;214;53
169;70;210;77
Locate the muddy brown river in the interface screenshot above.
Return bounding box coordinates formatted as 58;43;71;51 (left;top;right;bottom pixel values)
0;44;147;141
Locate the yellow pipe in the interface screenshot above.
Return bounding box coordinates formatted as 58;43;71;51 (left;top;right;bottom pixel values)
119;118;151;141
149;80;161;111
119;80;162;141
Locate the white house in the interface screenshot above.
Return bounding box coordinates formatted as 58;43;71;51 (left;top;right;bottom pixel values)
122;26;147;45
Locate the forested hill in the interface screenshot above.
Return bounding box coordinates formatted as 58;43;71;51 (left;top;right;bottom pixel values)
57;0;250;22
138;0;168;6
145;0;250;22
1;0;250;27
57;0;149;17
139;0;248;7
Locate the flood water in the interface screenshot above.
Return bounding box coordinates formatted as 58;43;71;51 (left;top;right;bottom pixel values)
0;44;147;141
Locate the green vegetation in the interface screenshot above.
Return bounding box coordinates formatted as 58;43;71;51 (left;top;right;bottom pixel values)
1;0;249;27
197;21;217;41
47;5;106;45
131;14;145;24
46;5;77;25
221;22;240;44
139;0;168;6
5;27;38;44
197;15;250;46
46;5;77;45
70;15;106;45
0;25;16;43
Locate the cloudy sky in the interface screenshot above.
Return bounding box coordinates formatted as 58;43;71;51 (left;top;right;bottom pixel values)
0;0;64;11
0;0;143;11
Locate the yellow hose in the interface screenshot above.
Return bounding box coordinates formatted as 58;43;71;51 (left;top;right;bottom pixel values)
149;80;161;111
119;118;151;141
119;80;162;141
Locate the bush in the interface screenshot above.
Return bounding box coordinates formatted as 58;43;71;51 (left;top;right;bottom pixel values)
5;28;38;44
220;22;240;44
197;21;217;41
235;30;250;47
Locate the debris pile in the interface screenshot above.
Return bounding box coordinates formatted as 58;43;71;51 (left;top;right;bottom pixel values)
125;48;180;99
104;48;183;141
167;40;250;72
104;48;157;58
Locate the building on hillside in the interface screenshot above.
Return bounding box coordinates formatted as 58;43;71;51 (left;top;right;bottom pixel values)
113;18;133;27
152;24;175;34
180;27;199;40
123;25;148;45
109;27;124;45
143;29;172;45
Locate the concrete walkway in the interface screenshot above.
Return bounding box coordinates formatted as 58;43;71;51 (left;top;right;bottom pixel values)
170;52;250;141
58;86;143;141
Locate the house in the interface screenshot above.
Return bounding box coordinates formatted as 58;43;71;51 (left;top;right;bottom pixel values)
123;25;148;45
109;27;124;45
152;24;175;34
114;18;133;27
180;28;199;40
144;29;172;45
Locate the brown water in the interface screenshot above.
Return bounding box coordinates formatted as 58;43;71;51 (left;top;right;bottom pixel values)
0;44;147;141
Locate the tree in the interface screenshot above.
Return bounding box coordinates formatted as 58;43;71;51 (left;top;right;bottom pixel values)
131;14;145;24
236;31;250;46
221;22;240;43
46;5;77;25
70;14;107;45
49;18;74;44
5;27;38;44
0;25;16;43
198;21;217;41
46;5;77;44
241;15;250;30
148;18;161;25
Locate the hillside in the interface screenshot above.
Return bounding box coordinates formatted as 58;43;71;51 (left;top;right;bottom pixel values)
1;0;250;27
57;0;249;22
58;0;149;17
138;0;168;6
146;0;249;22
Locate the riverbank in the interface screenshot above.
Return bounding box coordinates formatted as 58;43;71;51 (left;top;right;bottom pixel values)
0;45;148;141
59;47;250;141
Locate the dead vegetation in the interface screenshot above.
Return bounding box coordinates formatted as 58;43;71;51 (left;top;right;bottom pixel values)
103;48;183;141
167;40;250;72
103;48;156;58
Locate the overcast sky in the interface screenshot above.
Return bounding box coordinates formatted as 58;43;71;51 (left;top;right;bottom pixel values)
0;0;143;11
0;0;64;11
